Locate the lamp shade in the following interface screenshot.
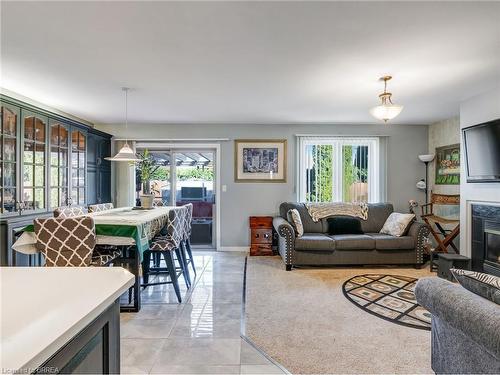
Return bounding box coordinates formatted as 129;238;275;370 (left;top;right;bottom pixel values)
105;143;141;162
369;104;403;122
418;154;435;163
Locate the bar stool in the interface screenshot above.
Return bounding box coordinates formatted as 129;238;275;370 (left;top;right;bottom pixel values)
54;206;88;218
143;207;190;303
34;217;121;267
182;203;196;276
88;203;114;213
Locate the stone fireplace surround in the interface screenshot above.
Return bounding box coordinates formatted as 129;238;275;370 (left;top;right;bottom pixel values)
471;204;500;277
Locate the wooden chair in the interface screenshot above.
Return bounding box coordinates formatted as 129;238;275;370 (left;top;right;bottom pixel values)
420;193;460;270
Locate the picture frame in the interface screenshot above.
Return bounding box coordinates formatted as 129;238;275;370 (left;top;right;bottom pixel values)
435;143;460;185
234;139;287;183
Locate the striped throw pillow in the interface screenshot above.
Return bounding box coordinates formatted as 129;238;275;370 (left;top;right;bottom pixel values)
451;269;500;305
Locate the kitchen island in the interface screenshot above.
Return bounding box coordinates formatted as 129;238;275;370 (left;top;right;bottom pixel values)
1;267;134;374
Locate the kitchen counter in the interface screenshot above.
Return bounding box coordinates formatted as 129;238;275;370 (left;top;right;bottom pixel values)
0;267;134;373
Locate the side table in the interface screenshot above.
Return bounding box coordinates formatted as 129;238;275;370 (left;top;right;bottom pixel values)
437;253;471;281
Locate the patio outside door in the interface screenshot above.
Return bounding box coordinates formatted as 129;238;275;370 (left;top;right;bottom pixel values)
137;148;216;249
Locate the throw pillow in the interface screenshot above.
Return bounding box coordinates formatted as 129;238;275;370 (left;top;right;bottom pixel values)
287;209;304;237
451;269;500;305
380;213;415;237
327;216;364;235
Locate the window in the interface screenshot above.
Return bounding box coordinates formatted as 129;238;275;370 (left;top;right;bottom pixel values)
298;137;380;203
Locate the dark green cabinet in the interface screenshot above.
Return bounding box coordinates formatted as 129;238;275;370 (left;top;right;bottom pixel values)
86;132;112;205
0;95;112;266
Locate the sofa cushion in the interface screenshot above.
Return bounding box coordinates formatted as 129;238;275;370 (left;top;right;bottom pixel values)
327;216;364;235
359;203;394;233
329;234;375;250
367;233;414;250
287;209;304;237
380;213;415;237
295;233;335;251
279;202;323;233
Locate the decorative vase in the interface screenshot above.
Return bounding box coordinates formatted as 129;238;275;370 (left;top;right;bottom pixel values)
140;194;154;209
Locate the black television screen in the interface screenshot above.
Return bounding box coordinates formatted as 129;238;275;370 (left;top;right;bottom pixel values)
463;119;500;182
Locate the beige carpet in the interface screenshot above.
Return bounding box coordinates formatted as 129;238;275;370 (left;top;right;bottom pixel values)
244;257;435;374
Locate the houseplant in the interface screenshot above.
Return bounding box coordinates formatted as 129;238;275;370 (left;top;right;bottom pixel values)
137;149;157;208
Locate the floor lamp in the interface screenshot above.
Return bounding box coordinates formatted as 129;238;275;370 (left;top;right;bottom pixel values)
418;154;435;204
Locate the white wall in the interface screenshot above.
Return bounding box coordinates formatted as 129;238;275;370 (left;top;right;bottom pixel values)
459;87;500;256
96;122;428;248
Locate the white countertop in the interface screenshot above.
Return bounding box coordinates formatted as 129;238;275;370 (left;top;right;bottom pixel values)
0;267;134;373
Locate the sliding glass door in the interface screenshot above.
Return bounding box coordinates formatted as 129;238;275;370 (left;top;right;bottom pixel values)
137;148;216;249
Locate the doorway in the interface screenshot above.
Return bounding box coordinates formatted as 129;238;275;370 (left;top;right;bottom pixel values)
136;146;218;250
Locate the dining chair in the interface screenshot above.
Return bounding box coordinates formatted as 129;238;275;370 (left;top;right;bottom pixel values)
53;206;88;218
143;207;190;302
34;217;121;267
182;203;196;276
88;202;114;213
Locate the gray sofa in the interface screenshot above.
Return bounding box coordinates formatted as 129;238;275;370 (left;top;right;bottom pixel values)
415;277;500;374
273;202;429;271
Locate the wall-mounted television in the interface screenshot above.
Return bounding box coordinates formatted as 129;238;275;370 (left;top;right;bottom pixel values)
463;119;500;182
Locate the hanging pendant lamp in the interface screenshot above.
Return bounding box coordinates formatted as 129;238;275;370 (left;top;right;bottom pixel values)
369;76;404;122
105;87;141;162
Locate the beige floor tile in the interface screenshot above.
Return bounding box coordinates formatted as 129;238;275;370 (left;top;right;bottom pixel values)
150;365;241;374
240;365;285;374
152;338;242;366
121;318;177;339
120;338;165;374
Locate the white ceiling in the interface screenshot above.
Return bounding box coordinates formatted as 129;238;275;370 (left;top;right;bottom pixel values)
1;1;499;125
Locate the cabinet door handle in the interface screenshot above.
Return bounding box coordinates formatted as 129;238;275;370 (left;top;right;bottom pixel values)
97;157;102;166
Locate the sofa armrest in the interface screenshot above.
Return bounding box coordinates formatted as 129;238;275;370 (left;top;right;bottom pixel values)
273;217;295;269
407;221;430;264
415;277;500;359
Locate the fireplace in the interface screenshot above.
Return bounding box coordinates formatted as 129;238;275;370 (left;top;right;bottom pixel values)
471;204;500;277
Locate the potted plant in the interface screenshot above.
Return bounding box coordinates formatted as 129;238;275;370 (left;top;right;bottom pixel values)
137;149;157;209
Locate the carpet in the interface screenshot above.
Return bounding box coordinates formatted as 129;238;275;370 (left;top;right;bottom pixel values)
244;256;434;374
343;274;431;330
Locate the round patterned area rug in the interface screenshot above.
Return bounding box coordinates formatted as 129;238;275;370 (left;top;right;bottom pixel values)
342;274;431;330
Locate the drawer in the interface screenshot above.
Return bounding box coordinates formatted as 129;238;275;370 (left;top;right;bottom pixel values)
249;216;273;229
251;229;273;244
250;244;273;256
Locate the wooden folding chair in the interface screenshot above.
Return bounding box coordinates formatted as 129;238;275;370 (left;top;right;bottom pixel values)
421;193;460;270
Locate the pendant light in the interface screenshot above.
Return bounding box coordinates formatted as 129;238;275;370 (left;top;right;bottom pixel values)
105;87;141;162
369;76;404;122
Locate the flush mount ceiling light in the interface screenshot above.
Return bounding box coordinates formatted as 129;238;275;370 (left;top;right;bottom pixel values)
105;87;141;162
369;76;404;123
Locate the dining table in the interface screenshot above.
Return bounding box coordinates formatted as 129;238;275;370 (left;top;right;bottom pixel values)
12;206;180;312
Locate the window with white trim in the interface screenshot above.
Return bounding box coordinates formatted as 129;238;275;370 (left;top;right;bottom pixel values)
298;137;380;203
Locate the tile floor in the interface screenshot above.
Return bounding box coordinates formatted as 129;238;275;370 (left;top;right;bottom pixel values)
120;252;285;374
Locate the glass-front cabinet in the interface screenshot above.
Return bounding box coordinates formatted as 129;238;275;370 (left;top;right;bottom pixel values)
71;130;86;206
0;95;112;266
49;120;69;208
1;103;20;216
22;111;48;214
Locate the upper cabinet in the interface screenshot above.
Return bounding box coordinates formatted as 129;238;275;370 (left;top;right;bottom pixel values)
21;110;48;214
0;95;112;219
1;103;20;216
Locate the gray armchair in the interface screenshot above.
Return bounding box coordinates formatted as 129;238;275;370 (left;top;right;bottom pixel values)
415;277;500;374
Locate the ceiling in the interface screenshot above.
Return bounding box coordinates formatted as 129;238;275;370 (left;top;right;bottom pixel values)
1;1;499;125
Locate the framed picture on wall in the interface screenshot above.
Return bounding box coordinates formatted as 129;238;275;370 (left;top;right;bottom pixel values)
234;139;287;182
435;143;460;185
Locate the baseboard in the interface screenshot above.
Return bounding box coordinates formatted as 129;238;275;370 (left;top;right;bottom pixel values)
219;246;249;252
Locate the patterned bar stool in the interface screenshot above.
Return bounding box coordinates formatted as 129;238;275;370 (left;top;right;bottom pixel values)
143;207;190;302
182;203;196;276
53;206;88;218
34;217;121;267
88;202;114;213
